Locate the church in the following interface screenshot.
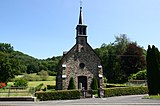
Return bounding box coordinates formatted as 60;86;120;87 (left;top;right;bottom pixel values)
56;6;104;90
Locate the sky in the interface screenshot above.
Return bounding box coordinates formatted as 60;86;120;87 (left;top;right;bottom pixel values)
0;0;160;59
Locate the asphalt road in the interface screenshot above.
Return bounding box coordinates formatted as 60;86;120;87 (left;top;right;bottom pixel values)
0;94;160;106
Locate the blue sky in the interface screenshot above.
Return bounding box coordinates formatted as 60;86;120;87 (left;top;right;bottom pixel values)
0;0;160;59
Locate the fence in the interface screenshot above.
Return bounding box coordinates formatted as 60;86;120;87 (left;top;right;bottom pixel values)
0;87;35;97
127;80;147;86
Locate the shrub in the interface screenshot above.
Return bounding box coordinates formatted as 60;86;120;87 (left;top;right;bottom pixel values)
68;77;76;90
14;78;28;87
36;90;80;101
47;85;56;90
91;77;98;90
129;70;147;80
35;83;44;91
104;86;148;97
37;70;49;81
22;74;41;81
104;77;107;83
0;82;6;89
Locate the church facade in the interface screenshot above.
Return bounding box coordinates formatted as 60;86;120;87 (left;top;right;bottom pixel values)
56;6;104;90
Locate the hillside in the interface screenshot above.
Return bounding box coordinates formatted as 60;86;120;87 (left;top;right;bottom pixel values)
0;43;61;76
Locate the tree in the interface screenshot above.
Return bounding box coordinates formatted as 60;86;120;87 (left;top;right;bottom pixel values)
68;77;76;90
95;34;131;83
0;43;13;53
147;45;160;95
26;62;39;74
14;78;28;87
121;43;146;78
0;52;15;82
91;77;98;90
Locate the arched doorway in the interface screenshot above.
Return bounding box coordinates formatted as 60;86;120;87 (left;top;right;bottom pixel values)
78;76;87;90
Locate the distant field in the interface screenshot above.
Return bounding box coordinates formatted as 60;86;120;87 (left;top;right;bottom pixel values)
28;81;55;87
14;74;56;81
8;75;56;87
8;81;56;87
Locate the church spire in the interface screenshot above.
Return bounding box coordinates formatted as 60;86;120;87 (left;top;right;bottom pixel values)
76;4;87;37
79;7;83;24
76;3;87;52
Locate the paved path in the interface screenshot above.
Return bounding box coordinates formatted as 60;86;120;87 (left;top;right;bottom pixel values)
0;95;160;106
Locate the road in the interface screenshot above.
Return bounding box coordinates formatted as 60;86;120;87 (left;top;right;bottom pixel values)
0;95;160;106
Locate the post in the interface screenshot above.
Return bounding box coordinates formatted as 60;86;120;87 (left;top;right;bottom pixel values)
8;87;10;97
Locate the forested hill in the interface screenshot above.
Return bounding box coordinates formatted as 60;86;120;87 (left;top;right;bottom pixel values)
0;34;147;83
0;43;61;78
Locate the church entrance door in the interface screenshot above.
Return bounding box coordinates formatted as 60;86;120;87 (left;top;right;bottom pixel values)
78;76;87;90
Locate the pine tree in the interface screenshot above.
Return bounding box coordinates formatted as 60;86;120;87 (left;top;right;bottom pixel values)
68;77;75;90
147;45;160;95
147;45;152;95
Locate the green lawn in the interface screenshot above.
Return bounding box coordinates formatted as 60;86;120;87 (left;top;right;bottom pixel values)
7;80;55;87
144;95;160;99
28;81;55;87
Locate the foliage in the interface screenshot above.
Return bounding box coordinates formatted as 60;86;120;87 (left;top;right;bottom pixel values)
0;43;13;53
35;90;80;101
47;85;56;90
0;82;6;89
104;77;107;83
35;83;44;91
144;95;160;99
14;78;28;87
68;77;76;90
104;86;148;97
0;43;61;79
147;45;160;95
129;70;147;80
91;77;98;90
22;74;41;81
0;52;18;82
121;43;146;78
37;70;49;81
95;34;131;83
95;34;147;83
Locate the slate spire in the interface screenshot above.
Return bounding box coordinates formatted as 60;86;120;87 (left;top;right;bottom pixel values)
79;7;83;24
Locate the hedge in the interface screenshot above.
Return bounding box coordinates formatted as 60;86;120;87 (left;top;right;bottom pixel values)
35;90;80;101
104;86;148;97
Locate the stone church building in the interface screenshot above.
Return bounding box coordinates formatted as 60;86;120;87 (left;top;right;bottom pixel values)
56;6;104;90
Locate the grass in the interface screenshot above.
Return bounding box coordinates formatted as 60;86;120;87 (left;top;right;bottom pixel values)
28;81;55;87
7;80;56;87
1;80;56;97
144;95;160;99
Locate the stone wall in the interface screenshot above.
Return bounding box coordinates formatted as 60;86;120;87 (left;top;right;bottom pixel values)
57;44;104;90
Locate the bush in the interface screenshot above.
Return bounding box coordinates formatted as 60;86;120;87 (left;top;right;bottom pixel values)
91;77;98;90
37;70;49;81
0;82;6;88
22;74;41;81
68;77;76;90
129;70;147;80
104;86;148;97
14;78;28;87
47;85;56;90
35;83;44;91
104;77;107;83
36;90;80;101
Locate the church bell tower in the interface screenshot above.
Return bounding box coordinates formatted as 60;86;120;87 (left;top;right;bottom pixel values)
76;6;87;52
